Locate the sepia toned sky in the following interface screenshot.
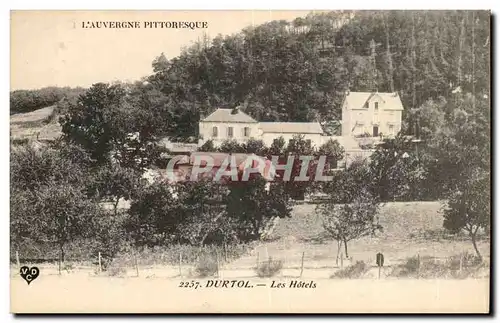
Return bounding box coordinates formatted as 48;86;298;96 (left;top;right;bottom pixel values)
10;10;316;90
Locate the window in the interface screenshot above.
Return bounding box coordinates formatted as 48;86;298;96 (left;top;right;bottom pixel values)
243;127;250;137
212;126;218;137
227;127;234;138
389;125;395;135
374;102;379;111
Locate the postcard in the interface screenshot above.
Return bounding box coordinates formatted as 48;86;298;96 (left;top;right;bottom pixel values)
10;10;491;313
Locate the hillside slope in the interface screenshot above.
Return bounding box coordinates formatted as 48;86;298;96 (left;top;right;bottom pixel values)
227;201;490;270
10;106;62;141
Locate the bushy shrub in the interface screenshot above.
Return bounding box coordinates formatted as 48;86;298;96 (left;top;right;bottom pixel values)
390;255;432;278
331;261;369;279
255;257;283;278
106;265;127;277
390;253;486;279
194;254;218;278
90;211;130;269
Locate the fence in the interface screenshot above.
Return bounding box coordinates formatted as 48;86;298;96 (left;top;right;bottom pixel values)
10;247;489;280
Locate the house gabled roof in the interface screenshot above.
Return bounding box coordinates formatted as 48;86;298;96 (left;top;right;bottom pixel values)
344;91;404;111
259;122;324;134
201;108;257;123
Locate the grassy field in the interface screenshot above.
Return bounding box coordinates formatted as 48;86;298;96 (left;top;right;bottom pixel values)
10;105;62;141
10;180;490;313
228;201;490;271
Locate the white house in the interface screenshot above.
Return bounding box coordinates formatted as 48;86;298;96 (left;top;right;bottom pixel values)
198;107;324;147
198;107;260;146
341;91;404;137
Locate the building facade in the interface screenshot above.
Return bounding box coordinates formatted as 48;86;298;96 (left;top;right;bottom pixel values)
198;107;260;146
199;107;324;147
341;91;404;137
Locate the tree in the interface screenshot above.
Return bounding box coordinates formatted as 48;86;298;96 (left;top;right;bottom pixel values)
89;163;142;215
443;175;489;260
317;138;344;170
243;139;267;155
317;187;381;260
10;143;102;263
321;159;372;204
281;135;316;200
226;177;292;241
11;183;100;263
217;139;246;153
430;93;490;259
60;83;128;165
60;82;167;170
175;180;232;246
199;139;216;152
10;143;87;192
369;134;426;201
126;182;184;246
407;96;447;140
267;136;287;157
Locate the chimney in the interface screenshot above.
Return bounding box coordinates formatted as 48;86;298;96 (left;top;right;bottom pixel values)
231;106;240;115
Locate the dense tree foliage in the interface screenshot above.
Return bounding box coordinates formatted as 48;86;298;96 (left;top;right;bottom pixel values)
10;144;102;262
127;177;291;246
430;94;490;259
132;11;489;141
60;83;167;169
10;86;86;114
318;185;381;259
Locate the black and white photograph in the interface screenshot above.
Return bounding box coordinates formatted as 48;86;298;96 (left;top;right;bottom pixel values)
9;9;491;313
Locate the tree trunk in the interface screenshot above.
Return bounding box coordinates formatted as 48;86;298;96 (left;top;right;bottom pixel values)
470;231;482;261
113;198;120;216
335;240;342;265
343;239;349;259
382;12;395;92
60;244;65;263
59;243;65;274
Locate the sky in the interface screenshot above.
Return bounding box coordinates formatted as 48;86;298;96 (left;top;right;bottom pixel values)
10;10;315;90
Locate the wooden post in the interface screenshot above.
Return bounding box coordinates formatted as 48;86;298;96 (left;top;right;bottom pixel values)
340;252;344;269
178;252;182;277
378;265;381;279
417;253;420;278
98;252;102;274
134;253;139;277
459;254;464;274
15;250;20;269
216;251;220;277
300;251;305;278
